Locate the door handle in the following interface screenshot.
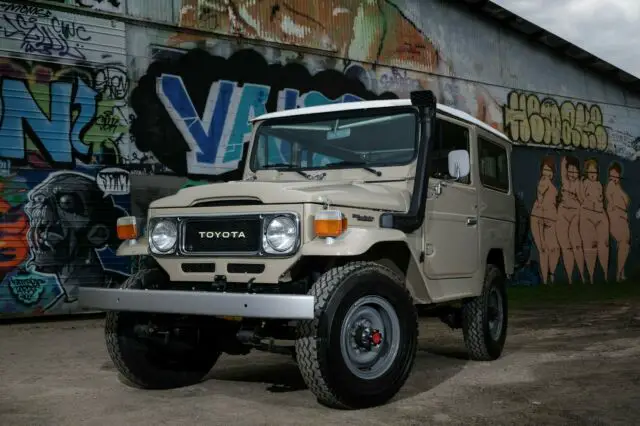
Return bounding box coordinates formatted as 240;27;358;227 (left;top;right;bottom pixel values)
466;217;477;226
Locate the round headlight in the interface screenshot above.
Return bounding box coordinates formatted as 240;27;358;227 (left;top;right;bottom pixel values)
264;216;298;253
150;220;178;253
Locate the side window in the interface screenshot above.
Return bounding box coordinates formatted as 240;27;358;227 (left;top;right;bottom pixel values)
430;118;470;184
478;137;509;192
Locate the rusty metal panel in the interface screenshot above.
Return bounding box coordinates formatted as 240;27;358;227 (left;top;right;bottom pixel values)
176;0;343;50
172;1;442;74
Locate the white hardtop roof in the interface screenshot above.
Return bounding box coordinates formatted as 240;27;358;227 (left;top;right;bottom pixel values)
251;98;509;142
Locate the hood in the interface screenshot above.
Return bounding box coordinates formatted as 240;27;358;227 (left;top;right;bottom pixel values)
150;180;410;212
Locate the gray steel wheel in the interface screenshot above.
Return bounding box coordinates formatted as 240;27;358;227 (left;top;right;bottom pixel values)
295;261;419;409
462;264;508;361
339;295;401;380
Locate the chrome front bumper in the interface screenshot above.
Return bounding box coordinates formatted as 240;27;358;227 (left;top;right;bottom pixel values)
78;288;315;319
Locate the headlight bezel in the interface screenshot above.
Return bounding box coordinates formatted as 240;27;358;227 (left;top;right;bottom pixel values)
146;212;301;257
261;213;300;255
148;218;179;254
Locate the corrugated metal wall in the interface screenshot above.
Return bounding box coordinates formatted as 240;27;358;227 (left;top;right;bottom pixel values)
1;0;640;318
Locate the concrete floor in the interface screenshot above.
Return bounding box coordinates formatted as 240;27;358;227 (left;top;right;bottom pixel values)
1;301;639;426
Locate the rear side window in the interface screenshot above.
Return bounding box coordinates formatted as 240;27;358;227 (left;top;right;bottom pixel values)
478;137;509;192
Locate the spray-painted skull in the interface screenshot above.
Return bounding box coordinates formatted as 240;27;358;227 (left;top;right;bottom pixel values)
24;172;123;275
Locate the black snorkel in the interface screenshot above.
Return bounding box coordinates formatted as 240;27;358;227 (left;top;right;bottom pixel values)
379;90;437;233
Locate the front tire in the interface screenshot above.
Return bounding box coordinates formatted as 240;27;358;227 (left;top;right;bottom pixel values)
462;264;508;361
295;261;418;409
105;269;221;389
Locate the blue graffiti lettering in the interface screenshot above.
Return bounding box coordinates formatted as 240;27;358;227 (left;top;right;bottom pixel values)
300;91;362;108
157;74;365;175
0;78;96;163
222;83;269;163
158;74;236;175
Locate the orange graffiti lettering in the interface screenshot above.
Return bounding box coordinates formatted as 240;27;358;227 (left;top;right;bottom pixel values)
0;182;29;273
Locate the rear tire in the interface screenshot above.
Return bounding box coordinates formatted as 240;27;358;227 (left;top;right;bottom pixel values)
105;269;220;389
295;261;418;409
461;264;508;361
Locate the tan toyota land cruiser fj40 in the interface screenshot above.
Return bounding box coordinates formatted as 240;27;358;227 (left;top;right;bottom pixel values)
79;90;515;409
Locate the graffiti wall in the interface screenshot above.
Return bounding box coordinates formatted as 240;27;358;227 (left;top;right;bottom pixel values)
511;148;640;286
130;47;400;177
0;169;130;315
2;0;640;316
0;1;132;317
173;0;448;75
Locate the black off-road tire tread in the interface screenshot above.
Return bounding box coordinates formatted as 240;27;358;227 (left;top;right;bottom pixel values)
105;269;219;389
295;261;418;409
461;264;506;361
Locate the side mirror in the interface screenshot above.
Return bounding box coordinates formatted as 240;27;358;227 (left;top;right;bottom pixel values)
448;149;470;180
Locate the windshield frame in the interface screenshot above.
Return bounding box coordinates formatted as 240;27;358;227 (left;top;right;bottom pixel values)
248;106;420;173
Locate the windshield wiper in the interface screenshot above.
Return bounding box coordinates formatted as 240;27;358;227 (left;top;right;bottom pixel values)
324;161;382;177
262;163;311;179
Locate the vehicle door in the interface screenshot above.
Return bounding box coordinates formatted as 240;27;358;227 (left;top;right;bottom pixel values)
475;131;515;273
424;116;480;278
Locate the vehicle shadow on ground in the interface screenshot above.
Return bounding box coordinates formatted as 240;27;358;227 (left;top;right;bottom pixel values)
203;341;469;406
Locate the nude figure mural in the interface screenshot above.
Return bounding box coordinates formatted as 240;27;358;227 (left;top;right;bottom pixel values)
606;162;630;281
556;156;586;284
530;154;634;286
530;156;560;285
579;158;609;283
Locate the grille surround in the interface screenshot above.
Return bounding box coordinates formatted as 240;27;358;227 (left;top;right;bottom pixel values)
158;212;302;258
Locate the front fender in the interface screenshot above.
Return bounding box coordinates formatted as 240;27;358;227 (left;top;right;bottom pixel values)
300;227;408;257
300;227;432;304
116;239;149;256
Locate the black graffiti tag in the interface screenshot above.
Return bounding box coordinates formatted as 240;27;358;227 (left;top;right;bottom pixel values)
74;0;121;10
97;169;130;195
0;3;51;18
1;12;92;60
96;110;120;132
95;66;129;100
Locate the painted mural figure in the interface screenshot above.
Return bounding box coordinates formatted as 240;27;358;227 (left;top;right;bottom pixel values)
556;156;586;284
606;162;630;281
579;158;609;283
530;156;560;285
23;172;127;304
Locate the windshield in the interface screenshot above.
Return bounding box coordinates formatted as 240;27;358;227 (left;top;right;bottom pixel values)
250;109;418;172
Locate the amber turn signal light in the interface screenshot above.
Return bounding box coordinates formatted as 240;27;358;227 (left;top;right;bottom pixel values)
314;210;347;238
117;216;138;240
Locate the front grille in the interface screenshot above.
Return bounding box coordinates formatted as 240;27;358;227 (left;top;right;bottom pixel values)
181;216;262;254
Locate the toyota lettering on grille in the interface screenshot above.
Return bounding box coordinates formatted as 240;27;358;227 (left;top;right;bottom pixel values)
198;231;246;239
183;217;261;254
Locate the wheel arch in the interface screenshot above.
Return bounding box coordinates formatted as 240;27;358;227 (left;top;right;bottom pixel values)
486;248;505;274
485;244;514;277
299;235;432;304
